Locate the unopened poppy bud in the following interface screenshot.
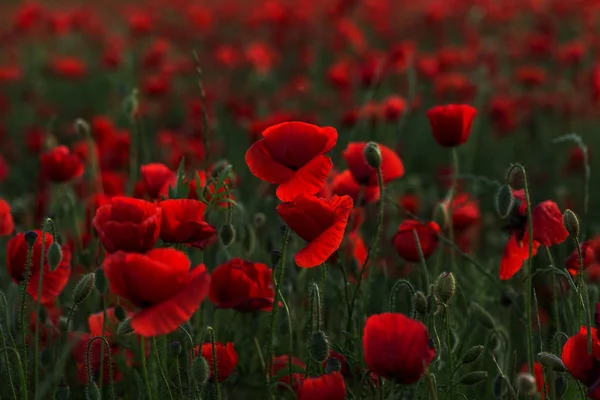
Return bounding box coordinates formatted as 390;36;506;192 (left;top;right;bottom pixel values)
117;318;135;335
55;382;70;400
435;272;456;303
170;341;182;358
25;230;38;247
538;352;567;372
495;184;514;219
73;273;95;305
414;291;427;315
253;213;266;228
462;345;484;364
219;224;236;247
309;330;330;363
48;242;63;271
471;303;495;329
364;142;382;169
516;372;537;395
74;118;91;136
85;382;101;400
563;209;579;239
94;268;108;293
114;305;126;321
193;355;210;386
325;357;342;373
459;371;488;385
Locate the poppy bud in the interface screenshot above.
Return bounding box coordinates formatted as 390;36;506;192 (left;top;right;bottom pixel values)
253;213;266;228
73;273;95;305
414;291;427;315
74;118;91;136
117;318;135;335
537;352;566;372
47;242;63;271
434;272;456;303
563;209;579;239
461;345;484;364
25;230;38;247
193;355;210;386
114;305;126;321
459;371;488;385
495;184;514;219
363;142;382;169
471;303;495;329
219;224;236;247
94;268;108;293
516;372;537;395
55;382;70;400
309;330;330;363
325;357;342;373
170;341;182;358
85;382;101;400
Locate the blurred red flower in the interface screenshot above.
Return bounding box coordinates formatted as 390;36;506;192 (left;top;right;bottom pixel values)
427;104;477;148
331;169;380;205
392;220;440;262
159;199;216;249
197;342;238;382
140;163;176;199
7;230;72;304
245;122;337;202
277;194;353;268
209;258;274;312
93;196;162;253
272;355;305;390
0;198;14;236
297;372;346;400
342;142;404;186
103;249;210;337
562;326;600;399
363;313;435;383
40;146;84;183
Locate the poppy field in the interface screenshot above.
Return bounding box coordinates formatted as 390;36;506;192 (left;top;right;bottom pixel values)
3;0;600;399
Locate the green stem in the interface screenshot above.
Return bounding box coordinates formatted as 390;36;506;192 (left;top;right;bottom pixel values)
207;327;221;400
192;51;211;169
140;338;153;400
86;336;115;400
20;242;35;392
276;288;295;393
444;306;454;382
447;148;459;272
413;230;430;289
264;228;290;399
0;323;18;400
153;337;174;400
175;356;183;399
506;164;535;373
319;263;327;316
544;246;560;335
34;222;49;399
345;168;385;345
575;237;593;354
0;347;27;400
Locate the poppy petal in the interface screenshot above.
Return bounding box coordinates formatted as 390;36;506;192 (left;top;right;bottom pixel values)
276;155;333;202
245;140;294;184
531;201;569;246
499;235;540;280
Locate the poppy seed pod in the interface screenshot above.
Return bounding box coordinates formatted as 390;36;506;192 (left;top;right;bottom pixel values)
47;242;63;271
219;224;236;247
516;372;537;395
414;291;427;315
435;272;456;303
563;209;579;239
459;371;488;385
325;357;342;373
495;184;514;219
73;273;95;305
363;142;382;169
310;331;330;363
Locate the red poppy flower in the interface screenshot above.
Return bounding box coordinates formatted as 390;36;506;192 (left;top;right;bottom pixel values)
382;95;407;121
446;192;480;230
196;342;238;382
0;198;14;236
426;104;477;148
342;142;404;186
7;231;72;304
500;194;568;280
331;170;380;205
562;326;600;399
245;122;337;202
159;199;216;249
140;163;176;199
566;241;595;276
93;197;162;253
40;146;84;182
209;258;274;312
49;57;87;79
297;372;346;400
277;194;353;268
363;312;435;383
392;220;440;262
322;350;353;378
103;249;210;337
272;355;305;390
399;193;420;216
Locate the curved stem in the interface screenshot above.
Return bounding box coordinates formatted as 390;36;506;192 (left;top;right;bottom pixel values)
207;327;221;400
575;237;593;354
154;337;174;400
34;221;48;398
0;323;18;400
345;168;385;344
140;338;153;400
389;279;416;317
444;306;454;383
0;347;27;400
506;163;534;373
20;243;34;391
86;336;115;400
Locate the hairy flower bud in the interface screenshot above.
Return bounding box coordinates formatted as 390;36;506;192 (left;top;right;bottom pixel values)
538;352;567;372
85;382;100;400
73;273;95;305
117;318;135;335
563;209;579;239
459;371;488;385
309;330;330;363
48;242;63;271
414;291;427;315
25;230;38;247
193;355;210;386
462;345;484;364
364;142;382;169
495;184;514;219
435;272;456;303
